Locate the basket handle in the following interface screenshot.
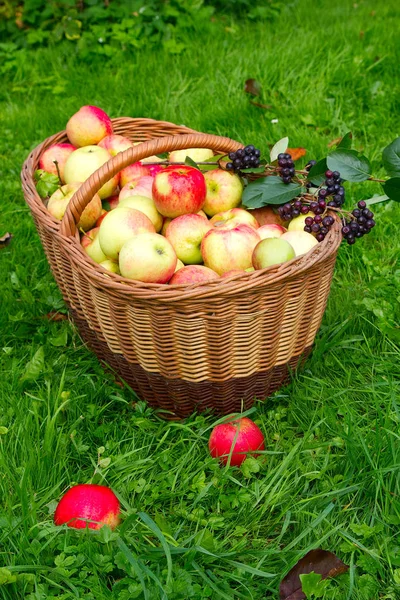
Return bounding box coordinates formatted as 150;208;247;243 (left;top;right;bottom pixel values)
59;133;242;237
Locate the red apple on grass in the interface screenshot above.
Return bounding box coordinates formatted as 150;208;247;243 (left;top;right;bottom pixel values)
169;265;219;285
63;145;119;200
39;143;77;183
203;169;243;216
201;224;260;275
252;237;295;270
210;208;259;230
165;213;212;264
119;233;177;283
209;416;265;466
152;165;207;218
257;224;287;239
66;106;113;147
98;206;155;260
54;484;120;530
47;183;102;231
98;134;133;156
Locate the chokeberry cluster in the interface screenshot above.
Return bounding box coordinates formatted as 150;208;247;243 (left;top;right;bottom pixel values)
341;201;375;245
277;153;295;184
226;145;261;173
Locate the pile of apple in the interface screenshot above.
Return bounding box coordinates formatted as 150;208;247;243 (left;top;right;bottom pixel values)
42;105;320;285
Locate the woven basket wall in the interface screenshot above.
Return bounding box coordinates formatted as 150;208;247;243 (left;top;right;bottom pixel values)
22;118;342;419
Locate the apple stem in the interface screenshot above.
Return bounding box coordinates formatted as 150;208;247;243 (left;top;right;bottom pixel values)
80;227;93;241
53;160;63;188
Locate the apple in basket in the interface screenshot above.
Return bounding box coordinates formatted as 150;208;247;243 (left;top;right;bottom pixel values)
201;224;260;275
168;148;214;163
210;207;259;230
252;238;295;269
245;205;288;228
47;183;102;231
169;265;219;284
119;233;177;283
54;484;120;530
81;227;107;263
39;143;76;183
257;224;287;240
120;162;163;188
165;213;213;264
119;176;154;201
98;206;155;260
63;145;119;200
66;105;113;147
98;134;133;156
202;169;243;216
152;165;207;218
118;195;163;232
281;231;318;257
209;416;265;466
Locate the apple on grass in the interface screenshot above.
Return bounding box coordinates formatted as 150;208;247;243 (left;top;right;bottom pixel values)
209;416;265;466
119;176;154;202
203;169;243;216
98;134;133;156
210;208;259;230
54;484;120;530
119;233;177;283
201;224;260;275
168;148;214;163
257;224;287;239
281;231;319;256
119;195;163;232
47;183;102;231
66;105;113;147
98;206;155;260
152;165;207;218
165;213;212;264
81;227;107;263
169;265;219;285
63;145;119;200
252;238;295;270
39;143;76;183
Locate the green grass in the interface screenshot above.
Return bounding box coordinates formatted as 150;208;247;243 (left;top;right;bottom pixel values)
1;0;400;598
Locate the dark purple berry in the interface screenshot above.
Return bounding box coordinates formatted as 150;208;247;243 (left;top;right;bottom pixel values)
311;223;320;233
305;217;314;226
254;149;261;158
278;159;288;167
358;200;367;209
304;225;312;233
332;171;340;180
305;160;317;171
316;233;325;242
236;149;244;158
318;200;326;209
326;186;335;194
322;217;331;227
314;207;324;215
282;176;292;184
228;152;236;160
301;205;309;214
245;145;255;155
325;178;334;187
289;167;296;176
342;225;351;235
366;219;375;229
314;215;322;224
352;209;361;218
283;203;292;211
350;222;359;232
320;227;328;235
226;162;234;170
328;201;336;207
338;187;345;196
319;189;328;198
356;232;363;238
310;202;318;213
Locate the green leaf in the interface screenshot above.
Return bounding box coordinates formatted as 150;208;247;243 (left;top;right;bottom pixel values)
300;572;327;598
382;137;400;177
242;176;304;208
20;347;45;383
327;149;371;182
184;156;201;170
337;132;353;149
270;137;289;163
383;177;400;201
364;194;389;206
35;171;60;198
49;328;68;347
307;158;328;186
0;426;9;435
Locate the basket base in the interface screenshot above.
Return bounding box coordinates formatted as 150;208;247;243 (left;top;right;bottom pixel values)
72;310;312;419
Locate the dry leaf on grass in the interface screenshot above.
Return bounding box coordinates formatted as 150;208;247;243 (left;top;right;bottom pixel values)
0;232;13;248
286;148;307;161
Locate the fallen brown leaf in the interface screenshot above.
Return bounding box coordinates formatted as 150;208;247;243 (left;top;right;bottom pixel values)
249;99;273;110
279;549;349;600
0;232;13;248
42;312;68;322
286;148;307;161
244;78;262;97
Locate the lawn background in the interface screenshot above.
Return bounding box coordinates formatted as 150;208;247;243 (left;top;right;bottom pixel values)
0;0;400;598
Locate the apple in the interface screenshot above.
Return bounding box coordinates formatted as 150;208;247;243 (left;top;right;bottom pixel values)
152;165;207;218
99;206;155;260
99;259;120;274
54;484;120;530
252;238;295;270
281;231;319;256
119;195;163;232
119;176;154;202
245;205;288;228
47;182;102;231
133;142;165;165
165;213;212;264
257;224;287;239
81;227;108;263
161;217;172;237
39;143;76;183
95;209;108;228
63;145;119;200
201;224;260;275
98;134;133;156
103;195;120;211
66;106;113;147
208;416;265;466
210;208;259;230
169;265;219;285
288;213;313;231
119;233;177;283
120;162;164;188
168;148;214;163
202;169;243;216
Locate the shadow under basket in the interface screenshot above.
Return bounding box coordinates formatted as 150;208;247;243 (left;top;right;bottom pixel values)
22;118;342;419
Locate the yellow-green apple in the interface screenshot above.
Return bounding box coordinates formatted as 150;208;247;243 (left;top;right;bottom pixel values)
252;238;295;269
202;169;243;216
119;195;163;232
99;259;120;274
99;206;155;260
210;208;259;230
54;484;120;530
161;217;172;237
288;213;313;231
66;106;113;147
95;209;108;228
168;148;214;163
257;224;287;239
98;134;133;156
201;224;260;275
245;205;288;228
133;142;165;165
119;176;154;202
119;233;177;283
81;227;107;263
281;231;318;256
63;145;119;200
165;214;212;264
169;265;219;285
174;259;185;272
47;182;102;231
39;143;76;183
152;165;207;218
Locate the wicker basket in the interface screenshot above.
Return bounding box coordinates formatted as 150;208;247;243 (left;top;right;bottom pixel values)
22;119;342;419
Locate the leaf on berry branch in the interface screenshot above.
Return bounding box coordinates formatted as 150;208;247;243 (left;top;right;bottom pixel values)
35;170;60;198
270;137;289;163
286;148;307;161
382;177;400;202
382;137;400;177
327;149;371;182
242;176;304;208
335;132;353;149
244;78;262;96
307;158;328;185
184;156;201;171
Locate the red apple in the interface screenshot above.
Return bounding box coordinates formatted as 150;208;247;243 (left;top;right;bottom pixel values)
39;143;76;183
119;233;177;283
98;134;133;156
257;224;287;239
201;224;260;275
119;162;151;188
203;169;243;216
54;484;120;530
165;213;212;264
210;208;259;230
152;165;207;218
169;265;219;285
119;176;154;202
66;106;113;147
98;206;155;260
209;416;265;466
